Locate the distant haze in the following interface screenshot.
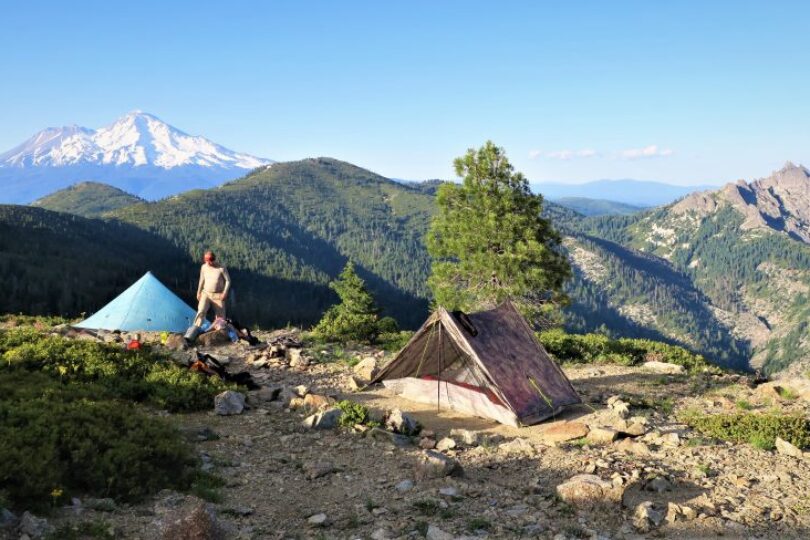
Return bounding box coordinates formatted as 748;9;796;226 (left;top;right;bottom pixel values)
531;179;713;208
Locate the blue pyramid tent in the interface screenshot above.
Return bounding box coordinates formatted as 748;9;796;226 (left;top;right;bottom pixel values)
76;271;201;332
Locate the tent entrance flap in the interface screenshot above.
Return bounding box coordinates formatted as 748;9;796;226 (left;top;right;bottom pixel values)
369;301;581;426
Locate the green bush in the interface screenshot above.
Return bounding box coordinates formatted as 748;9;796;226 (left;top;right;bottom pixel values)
1;329;233;412
680;410;810;450
538;328;713;372
337;399;376;427
0;372;198;512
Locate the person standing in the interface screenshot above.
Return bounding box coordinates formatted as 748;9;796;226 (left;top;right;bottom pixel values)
194;250;231;327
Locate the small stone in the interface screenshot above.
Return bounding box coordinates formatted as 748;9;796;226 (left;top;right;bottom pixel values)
307;513;329;526
395;480;414;492
197;329;231;347
303;393;334;411
614;438;651;457
347;375;365;391
415;450;464;479
157;500;227;540
419;437;437;449
633;501;665;532
449;428;480;446
164;333;187;350
293;384;309;397
304;461;335;480
586;427;619;444
302;407;342;429
214;391;245;415
556;474;624;507
287;348;309;368
385;408;420;435
435;437;457;451
368;427;413;448
426;524;454;540
660;432;681;447
541;421;589;443
645;477;672;493
439;486;459;497
775;437;804;458
371;528;395;540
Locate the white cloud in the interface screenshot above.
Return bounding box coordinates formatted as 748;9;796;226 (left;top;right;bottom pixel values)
619;145;673;160
531;148;598;160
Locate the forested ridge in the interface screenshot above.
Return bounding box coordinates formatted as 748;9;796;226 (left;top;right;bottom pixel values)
5;157;810;372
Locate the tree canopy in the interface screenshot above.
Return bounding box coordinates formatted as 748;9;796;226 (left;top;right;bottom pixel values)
426;141;571;325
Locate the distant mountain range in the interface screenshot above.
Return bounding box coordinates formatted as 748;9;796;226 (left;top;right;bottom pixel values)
0;111;272;203
550;197;645;216
531;179;715;207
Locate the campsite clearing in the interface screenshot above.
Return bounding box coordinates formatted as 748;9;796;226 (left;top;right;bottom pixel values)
3;324;810;539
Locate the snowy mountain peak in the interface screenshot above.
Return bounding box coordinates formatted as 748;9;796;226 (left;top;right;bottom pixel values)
0;112;272;170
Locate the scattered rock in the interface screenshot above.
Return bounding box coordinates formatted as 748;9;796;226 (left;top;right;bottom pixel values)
307;512;329;526
426;524;454;540
214;390;245;415
541;421;589;443
302;407;342;429
660;432;681;447
450;428;481;446
419;437;437;449
415;450;464;479
303;393;334;411
368;427;413;448
395;479;414;492
435;437;457;451
347;375;365;391
439;486;459;497
158;500;227;540
19;512;52;539
287;348;309;368
498;437;536;456
633;501;665;532
586;427;619;444
643;361;686;375
385;408;420;435
255;385;281;402
615;438;651;457
775;437;804;458
608;397;631;419
353;357;379;381
645;476;672;493
556;475;624;507
304;461;335;480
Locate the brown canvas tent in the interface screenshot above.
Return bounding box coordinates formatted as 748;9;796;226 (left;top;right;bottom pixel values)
369;301;580;427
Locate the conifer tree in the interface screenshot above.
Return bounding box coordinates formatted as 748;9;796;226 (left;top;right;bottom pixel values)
314;261;394;342
426;141;571;325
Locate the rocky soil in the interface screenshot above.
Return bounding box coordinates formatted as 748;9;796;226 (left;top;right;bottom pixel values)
6;329;810;540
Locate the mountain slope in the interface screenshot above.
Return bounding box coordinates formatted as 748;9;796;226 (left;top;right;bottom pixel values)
0;111;273;203
32;182;143;217
0;205;197;317
110;158;434;327
579;163;810;374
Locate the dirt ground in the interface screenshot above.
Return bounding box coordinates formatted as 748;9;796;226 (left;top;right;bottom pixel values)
14;333;810;540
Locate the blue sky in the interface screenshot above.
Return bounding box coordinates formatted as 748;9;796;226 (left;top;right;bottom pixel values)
1;1;808;185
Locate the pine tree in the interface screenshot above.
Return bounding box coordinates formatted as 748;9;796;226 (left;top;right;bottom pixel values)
426;141;571;325
314;262;393;342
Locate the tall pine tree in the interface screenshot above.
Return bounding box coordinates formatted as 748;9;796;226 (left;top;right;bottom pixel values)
427;141;571;325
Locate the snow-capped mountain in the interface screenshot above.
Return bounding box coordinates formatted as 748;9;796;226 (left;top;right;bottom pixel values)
0;111;273;202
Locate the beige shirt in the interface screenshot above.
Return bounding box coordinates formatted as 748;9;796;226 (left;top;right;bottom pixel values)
198;263;231;295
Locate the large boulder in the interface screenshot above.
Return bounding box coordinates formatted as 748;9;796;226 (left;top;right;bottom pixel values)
555;474;624;508
353;357;379;381
214;391;245;415
775;437;805;458
415;450;464;479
